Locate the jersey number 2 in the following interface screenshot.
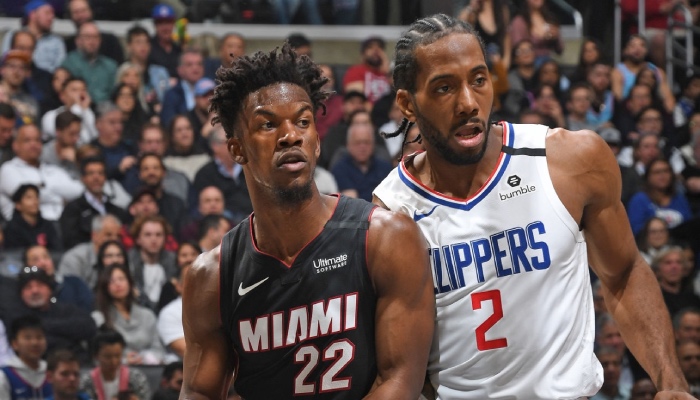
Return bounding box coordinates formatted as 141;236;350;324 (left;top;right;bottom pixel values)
294;339;354;395
472;290;508;351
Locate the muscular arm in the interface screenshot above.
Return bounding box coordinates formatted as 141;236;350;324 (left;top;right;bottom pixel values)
180;246;235;400
548;129;691;396
363;209;435;399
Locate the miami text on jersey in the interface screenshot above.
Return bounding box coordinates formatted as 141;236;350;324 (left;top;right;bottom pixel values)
238;293;359;352
430;221;551;294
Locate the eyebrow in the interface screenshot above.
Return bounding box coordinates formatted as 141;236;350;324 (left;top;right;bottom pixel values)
427;64;489;84
253;104;313;118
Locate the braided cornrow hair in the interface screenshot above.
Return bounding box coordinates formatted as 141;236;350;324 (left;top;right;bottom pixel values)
209;42;331;139
382;13;486;160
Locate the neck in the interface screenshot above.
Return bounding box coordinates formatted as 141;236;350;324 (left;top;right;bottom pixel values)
660;280;681;294
140;248;160;264
130;56;147;68
518;65;535;78
158;38;172;49
217;156;235;170
54;392;76;400
21;211;38;225
88;190;104;202
23;358;40;370
569;112;586;122
101;367;118;382
22;157;40;168
600;384;619;397
114;299;129;315
250;189;336;266
0;81;20;95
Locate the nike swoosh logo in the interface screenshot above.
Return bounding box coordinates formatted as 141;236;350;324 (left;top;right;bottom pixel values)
238;277;269;296
413;205;439;222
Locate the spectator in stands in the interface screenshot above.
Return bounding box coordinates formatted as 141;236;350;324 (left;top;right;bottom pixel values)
537;59;569;104
24;244;94;313
75;145;133;209
314;64;343;141
62;22;118;104
286;33;312;58
677;340;700;396
0;322;10;367
272;0;323;24
566;82;598;131
148;4;182;78
12;267;97;363
187;78;215;143
636;65;675;116
1;1;66;74
630;378;657;399
612;35;674;107
151;361;183;400
39;66;70;117
41;77;98;145
92;240;129;285
115;63;154;121
591;346;631;400
41;111;82;179
193;126;252;223
653;247;700;317
92;264;165;365
80;328;152;399
595;313;635;390
127;215;177;310
65;0;124;65
197;214;230;253
342;36;391;104
203;33;246;80
135;153;187;234
0;50;39;123
0;315;51;399
622;107;684;173
160;49;205;127
111;83;145;146
60;157;129;249
91;102;137;182
681;120;700;215
586;61;615;128
458;0;512;69
59;214;122;289
8;30;53;107
569;37;602;84
532;84;566;128
509;0;563;63
0;124;84;221
156;241;200;312
675;308;700;344
614;83;654;144
164;114;210;182
636;217;672;265
627;158;692;233
0;102;16;166
125;25;171;107
121;189;179;253
46;348;91;400
178;186;230;242
319;92;369;168
121;123;190;204
4;184;61;251
157;262;190;360
677;74;700;125
503;39;537;120
331;122;392;202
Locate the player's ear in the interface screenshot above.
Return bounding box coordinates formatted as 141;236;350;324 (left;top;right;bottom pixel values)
396;89;416;122
228;136;247;165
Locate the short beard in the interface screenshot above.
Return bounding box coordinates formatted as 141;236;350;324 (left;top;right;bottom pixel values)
415;108;491;166
366;55;382;68
272;179;313;206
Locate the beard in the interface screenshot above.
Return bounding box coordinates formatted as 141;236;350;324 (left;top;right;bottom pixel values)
272;178;314;206
414;108;492;166
366;55;382;68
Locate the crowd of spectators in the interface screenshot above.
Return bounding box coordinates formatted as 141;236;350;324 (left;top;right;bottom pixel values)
0;0;699;398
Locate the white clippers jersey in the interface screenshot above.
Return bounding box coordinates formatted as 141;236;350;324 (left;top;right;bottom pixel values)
374;123;603;400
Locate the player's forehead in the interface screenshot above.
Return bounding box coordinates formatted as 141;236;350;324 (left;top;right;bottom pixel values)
242;82;313;119
413;33;485;86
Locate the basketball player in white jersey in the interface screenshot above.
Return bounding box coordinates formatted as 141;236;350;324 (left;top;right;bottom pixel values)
373;14;695;400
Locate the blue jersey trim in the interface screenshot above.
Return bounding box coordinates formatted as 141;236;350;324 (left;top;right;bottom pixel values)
398;122;514;211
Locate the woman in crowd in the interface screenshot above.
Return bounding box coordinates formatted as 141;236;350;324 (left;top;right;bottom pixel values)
92;264;165;365
91;240;129;290
162;115;210;182
458;0;512;69
509;0;563;64
635;216;672;264
568;37;602;84
634;66;676;115
111;83;148;145
156;241;202;312
627;158;693;234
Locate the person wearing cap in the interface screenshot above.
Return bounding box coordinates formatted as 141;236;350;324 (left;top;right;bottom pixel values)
0;124;84;221
187;77;216;140
65;0;124;65
7;267;97;365
342;36;391;104
1;0;66;74
0;50;39;123
61;22;118;104
148;4;183;78
160;49;205;127
203;33;246;81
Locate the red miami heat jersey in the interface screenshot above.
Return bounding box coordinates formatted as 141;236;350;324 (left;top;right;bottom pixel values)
374;123;603;399
219;195;378;399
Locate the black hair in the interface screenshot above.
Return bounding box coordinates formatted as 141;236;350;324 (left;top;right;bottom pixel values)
91;327;126;356
567;82;592;102
287;33;311;49
11;183;39;203
61;76;86;92
197;214;227;242
386;14;486;158
79;155;106;176
0;102;17;120
55;110;81;131
10;314;44;342
162;361;184;380
47;348;79;371
209;42;330;139
10;29;35;49
137;152;165;171
126;25;149;43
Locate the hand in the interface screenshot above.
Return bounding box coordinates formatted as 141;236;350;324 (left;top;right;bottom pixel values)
118;155;137;173
125;351;143;365
58;146;76;162
685;177;700;193
546;25;560;41
80;92;92;109
469;0;483;13
654;390;698;400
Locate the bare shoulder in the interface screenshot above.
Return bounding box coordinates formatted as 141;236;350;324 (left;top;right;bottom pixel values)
546;127;616;176
184;245;221;306
368;206;421;238
366;207;427;270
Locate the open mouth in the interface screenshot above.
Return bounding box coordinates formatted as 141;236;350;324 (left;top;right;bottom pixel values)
277;152;307;171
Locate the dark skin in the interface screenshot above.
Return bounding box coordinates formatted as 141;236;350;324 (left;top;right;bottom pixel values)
180;83;435;400
373;32;693;399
